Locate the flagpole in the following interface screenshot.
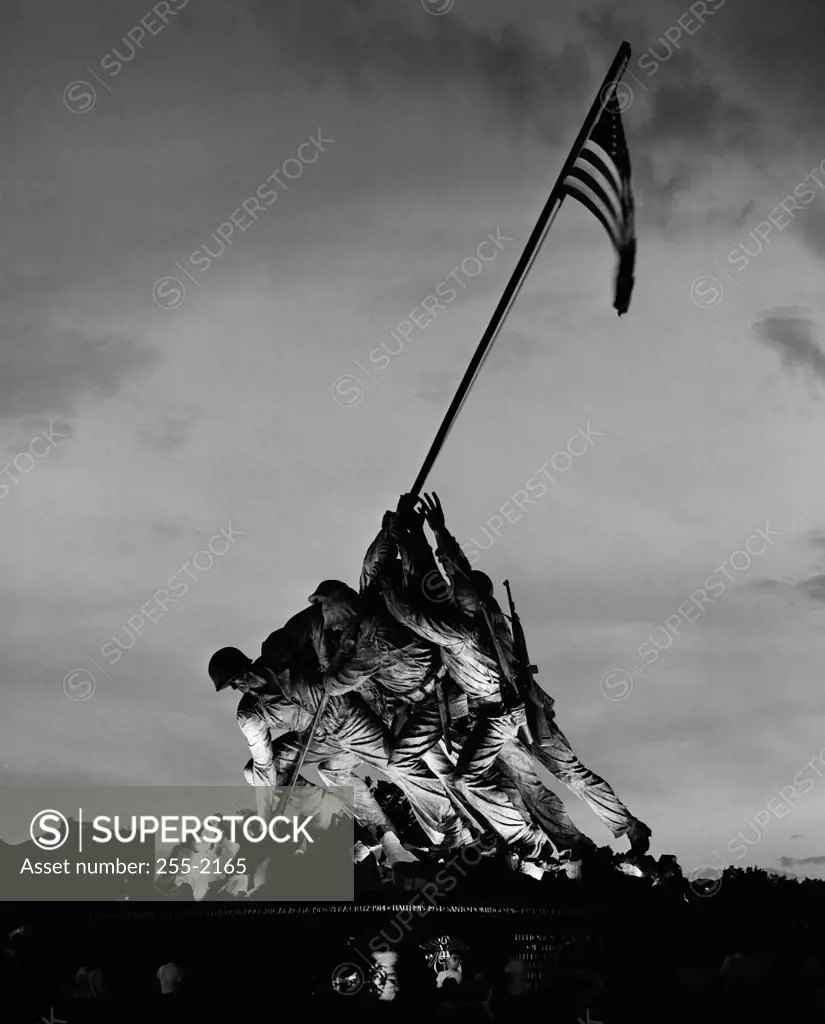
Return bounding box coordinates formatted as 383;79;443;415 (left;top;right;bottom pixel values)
410;41;631;497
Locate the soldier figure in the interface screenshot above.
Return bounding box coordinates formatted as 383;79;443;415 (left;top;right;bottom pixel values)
309;500;557;877
402;492;653;859
208;643;469;866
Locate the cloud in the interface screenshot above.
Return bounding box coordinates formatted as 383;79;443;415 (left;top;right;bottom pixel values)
578;6;762;229
746;533;825;605
791;834;804;839
752;309;825;384
778;854;825;868
137;417;191;453
792;202;825;264
0;320;157;424
797;574;825;603
249;0;591;145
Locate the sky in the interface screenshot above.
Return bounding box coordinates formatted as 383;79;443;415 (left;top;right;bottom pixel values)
3;0;825;885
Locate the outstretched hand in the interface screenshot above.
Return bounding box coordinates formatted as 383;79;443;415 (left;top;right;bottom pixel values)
418;492;446;531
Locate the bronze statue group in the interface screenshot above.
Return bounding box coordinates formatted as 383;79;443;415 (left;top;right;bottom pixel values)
208;493;654;884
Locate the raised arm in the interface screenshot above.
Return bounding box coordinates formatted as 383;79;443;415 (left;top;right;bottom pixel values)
419;492;473;587
359;513;400;597
393;493;442;588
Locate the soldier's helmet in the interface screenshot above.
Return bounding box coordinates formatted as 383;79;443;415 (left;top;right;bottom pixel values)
307;579;351;603
208;647;253;691
469;571;494;599
452;570;495;609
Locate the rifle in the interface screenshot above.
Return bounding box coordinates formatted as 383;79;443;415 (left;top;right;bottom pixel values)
452;598;536;774
503;579;550;746
478;606;524;702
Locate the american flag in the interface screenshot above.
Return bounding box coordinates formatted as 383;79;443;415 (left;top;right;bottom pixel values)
562;86;636;315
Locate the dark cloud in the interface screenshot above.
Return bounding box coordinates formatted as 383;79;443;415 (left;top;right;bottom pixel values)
580;0;825;252
750;573;825;607
137;417;191;453
778;854;825;868
747;534;825;604
752;309;825;385
750;578;783;591
248;0;591;145
578;6;762;229
0;320;157;423
797;204;825;263
791;834;804;839
797;574;825;604
698;0;825;138
634;74;758;156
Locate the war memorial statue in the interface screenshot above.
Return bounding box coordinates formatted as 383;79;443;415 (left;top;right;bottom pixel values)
208;492;663;889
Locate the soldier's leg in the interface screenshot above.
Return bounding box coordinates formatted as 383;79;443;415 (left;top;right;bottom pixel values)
314;750;397;849
389;697;484;833
495;738;593;854
334;697;469;847
533;719;646;841
388;696;443;769
425;737;544;847
450;711;551;850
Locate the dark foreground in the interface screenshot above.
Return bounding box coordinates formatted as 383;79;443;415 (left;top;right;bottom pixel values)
3;860;825;1023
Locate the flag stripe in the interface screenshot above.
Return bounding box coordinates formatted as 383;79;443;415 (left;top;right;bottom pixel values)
562;180;621;250
579;140;624;199
566;158;623;235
